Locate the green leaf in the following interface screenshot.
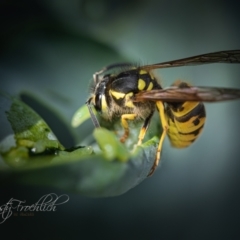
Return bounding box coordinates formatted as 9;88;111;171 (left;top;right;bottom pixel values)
0;93;161;197
14;136;159;197
93;128;130;162
71;104;92;128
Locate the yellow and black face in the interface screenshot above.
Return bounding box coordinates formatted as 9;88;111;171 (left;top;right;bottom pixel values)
88;67;162;121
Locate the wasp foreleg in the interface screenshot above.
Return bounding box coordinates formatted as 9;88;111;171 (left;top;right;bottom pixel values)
120;114;137;143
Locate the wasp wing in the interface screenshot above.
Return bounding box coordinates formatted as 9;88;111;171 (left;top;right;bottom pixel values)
140;50;240;70
134;86;240;102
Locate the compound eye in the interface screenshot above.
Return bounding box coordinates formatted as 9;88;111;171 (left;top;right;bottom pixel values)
94;93;102;112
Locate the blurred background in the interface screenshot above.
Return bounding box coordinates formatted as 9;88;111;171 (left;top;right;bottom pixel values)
1;0;240;239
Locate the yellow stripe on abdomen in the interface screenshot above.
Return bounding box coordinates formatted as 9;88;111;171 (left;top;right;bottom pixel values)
170;101;199;117
166;102;206;148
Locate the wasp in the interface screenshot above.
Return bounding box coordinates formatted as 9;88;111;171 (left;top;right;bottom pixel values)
86;50;240;176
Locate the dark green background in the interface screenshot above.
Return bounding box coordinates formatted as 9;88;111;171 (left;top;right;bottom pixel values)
1;0;240;239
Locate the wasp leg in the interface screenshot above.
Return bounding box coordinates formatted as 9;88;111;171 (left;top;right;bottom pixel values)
137;112;154;145
120;114;137;143
148;101;169;176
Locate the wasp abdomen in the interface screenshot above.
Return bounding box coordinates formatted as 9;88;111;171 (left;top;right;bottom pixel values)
166;97;206;148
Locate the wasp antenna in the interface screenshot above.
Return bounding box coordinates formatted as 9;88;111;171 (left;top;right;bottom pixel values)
86;99;101;128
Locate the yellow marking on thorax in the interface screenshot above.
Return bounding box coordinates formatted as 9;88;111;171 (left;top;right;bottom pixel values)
139;70;147;75
125;92;134;108
171;101;199;117
110;90;125;99
138;79;146;90
147;82;153;90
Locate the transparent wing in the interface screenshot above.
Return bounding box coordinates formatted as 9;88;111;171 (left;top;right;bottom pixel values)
134;86;240;102
140;50;240;70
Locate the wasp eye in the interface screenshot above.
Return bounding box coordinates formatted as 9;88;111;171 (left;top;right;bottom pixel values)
94;93;102;112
